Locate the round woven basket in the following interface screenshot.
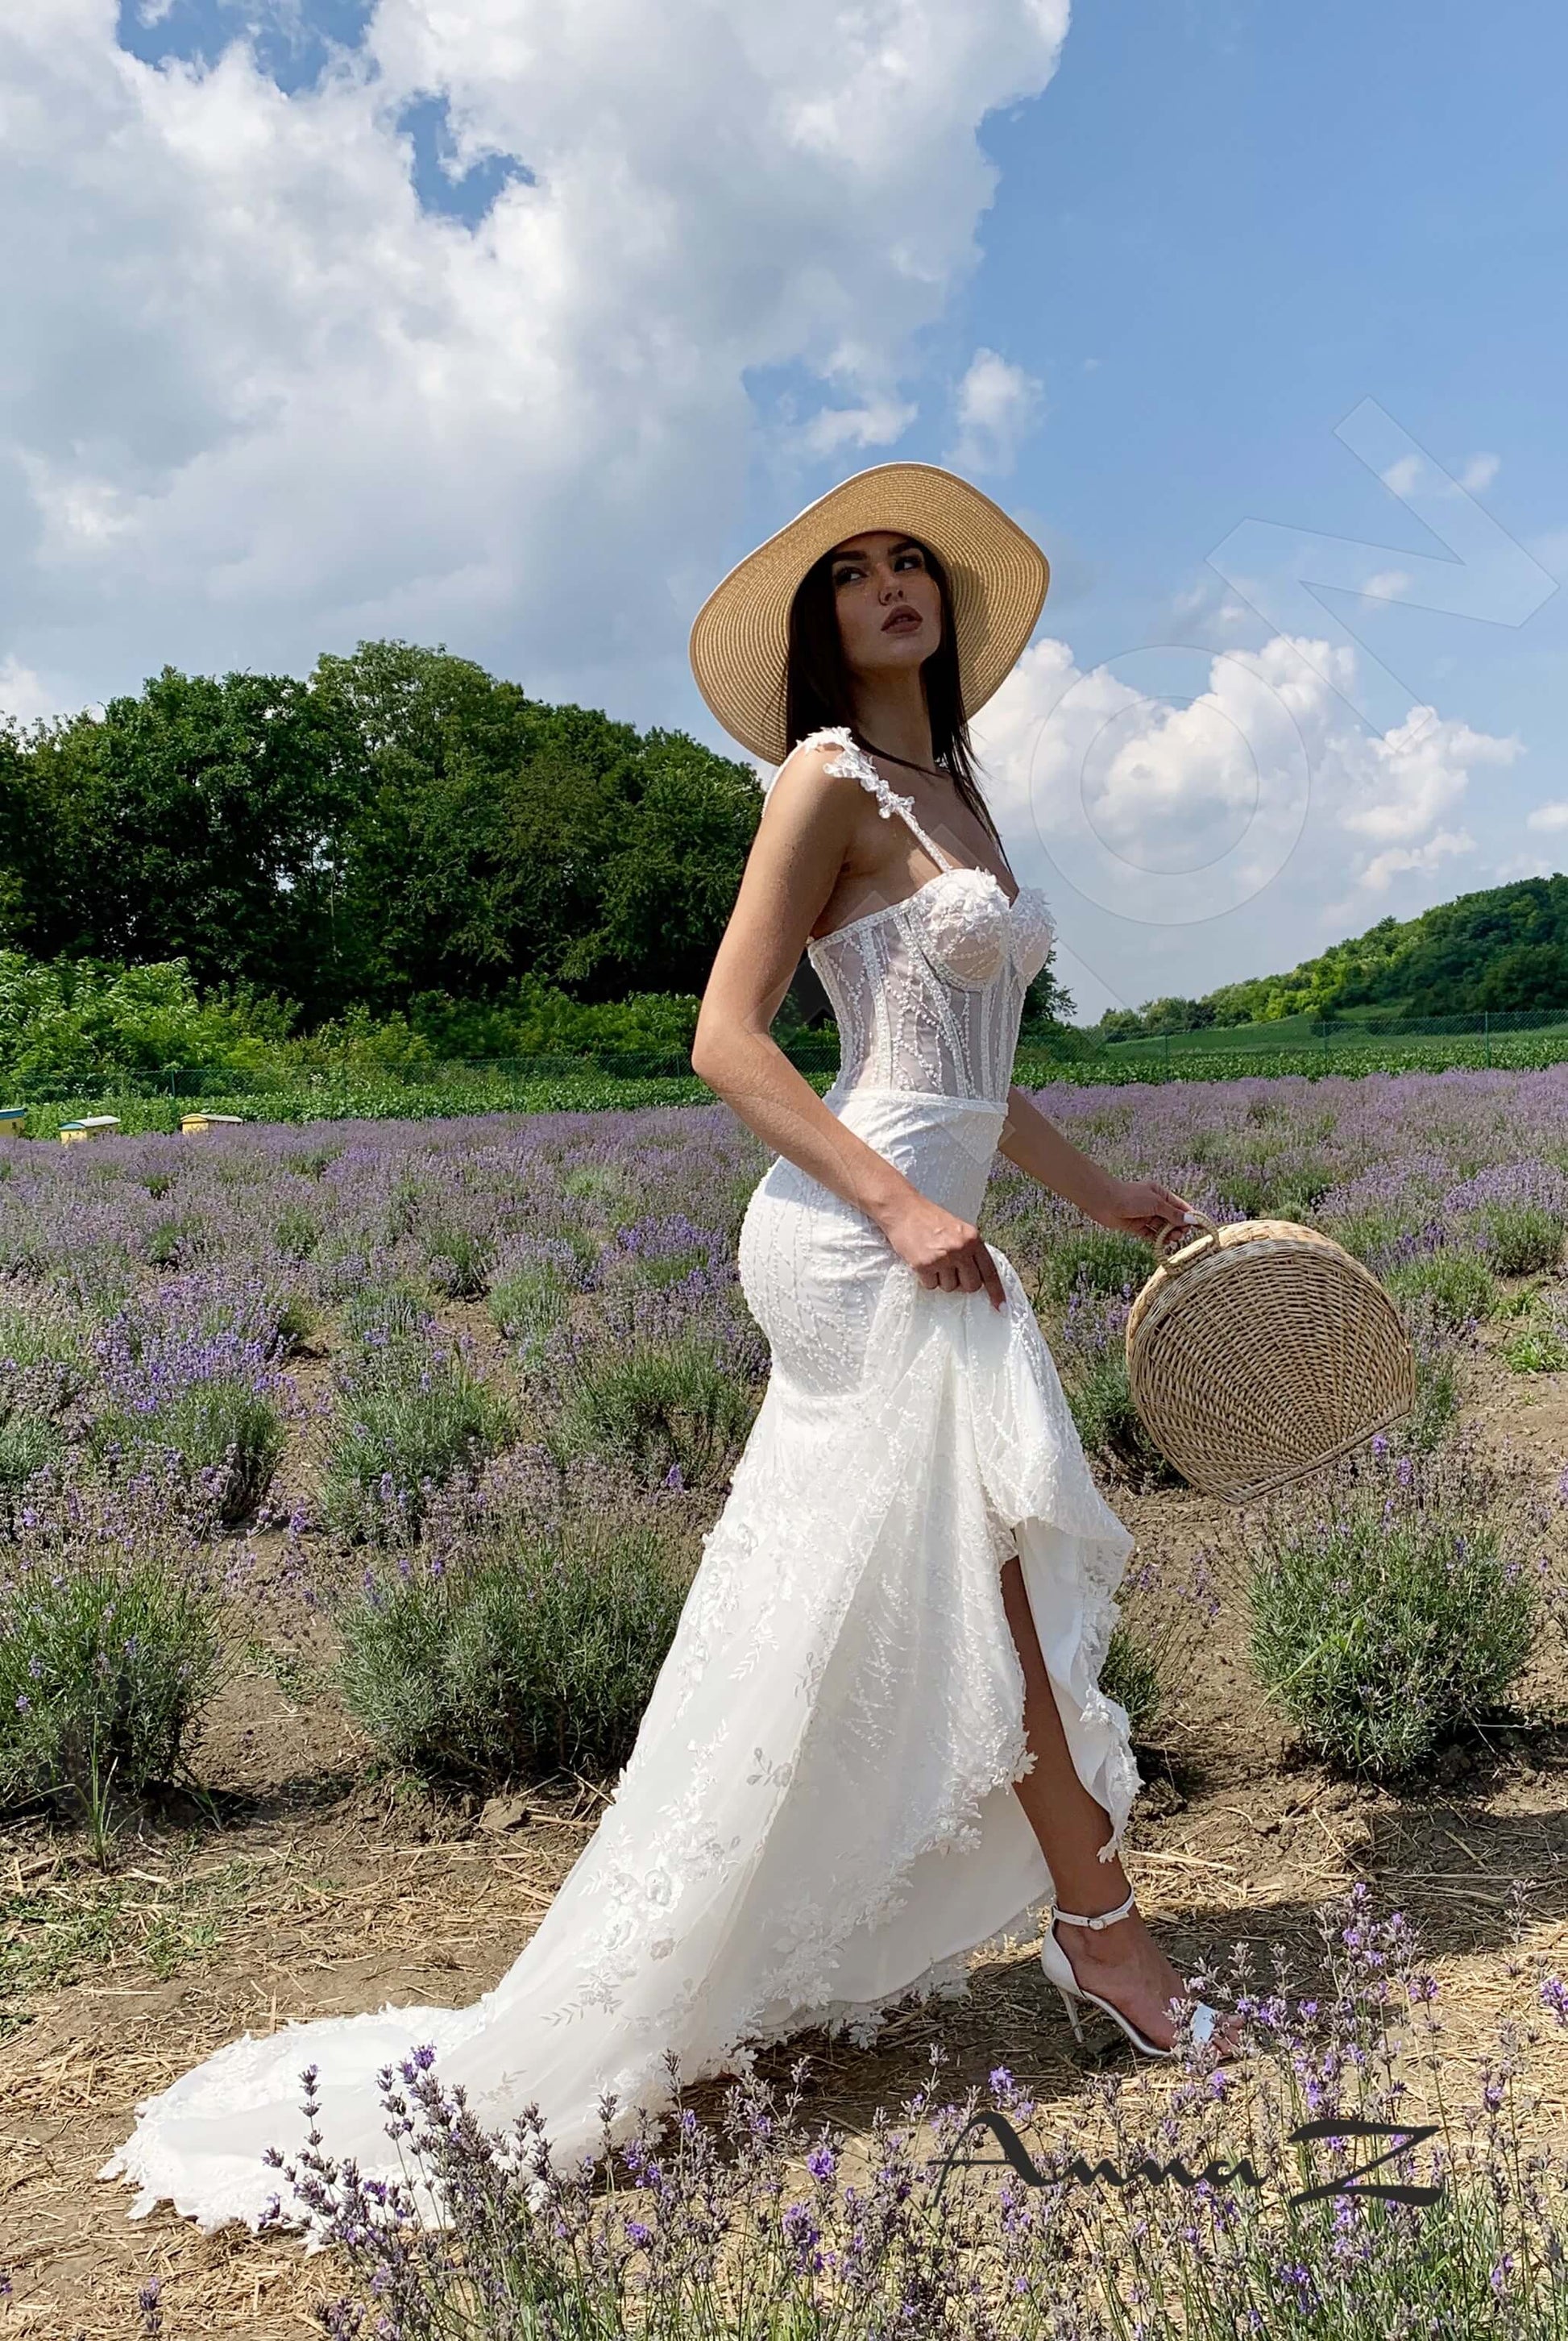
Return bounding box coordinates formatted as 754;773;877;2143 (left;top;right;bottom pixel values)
1124;1212;1416;1503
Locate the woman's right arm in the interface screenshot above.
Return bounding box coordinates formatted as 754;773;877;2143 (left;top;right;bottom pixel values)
691;743;1006;1307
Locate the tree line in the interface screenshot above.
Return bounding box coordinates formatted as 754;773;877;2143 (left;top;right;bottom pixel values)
0;641;763;1023
1093;874;1568;1039
0;639;1073;1048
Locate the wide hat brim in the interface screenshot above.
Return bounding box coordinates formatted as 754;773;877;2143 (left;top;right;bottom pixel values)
688;461;1049;766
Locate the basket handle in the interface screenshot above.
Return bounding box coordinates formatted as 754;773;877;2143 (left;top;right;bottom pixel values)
1154;1207;1222;1269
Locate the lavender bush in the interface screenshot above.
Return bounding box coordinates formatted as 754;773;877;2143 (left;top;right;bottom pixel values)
1476;1201;1566;1278
1038;1227;1151;1305
424;1222;498;1302
264;1886;1568;2339
0;1468;230;1823
533;1260;766;1495
1100;1548;1224;1740
337;1488;695;1784
487;1238;596;1369
0;1065;1563;1842
85;1275;295;1525
341;1278;431;1346
0;1289;93;1406
321;1321;515;1543
0;1410;66;1506
1052;1279;1174;1485
1238;1434;1550;1777
1398;1295;1466;1451
1384;1248;1498;1330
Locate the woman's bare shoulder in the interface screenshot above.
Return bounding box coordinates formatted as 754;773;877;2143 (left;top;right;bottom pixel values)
762;729;862;812
770;726;857;785
752;732;874;881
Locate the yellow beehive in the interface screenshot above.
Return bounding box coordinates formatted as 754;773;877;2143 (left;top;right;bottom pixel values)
60;1115;121;1145
0;1108;25;1139
180;1113;245;1135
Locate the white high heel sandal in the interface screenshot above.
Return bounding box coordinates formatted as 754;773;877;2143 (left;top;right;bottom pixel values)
1039;1885;1222;2057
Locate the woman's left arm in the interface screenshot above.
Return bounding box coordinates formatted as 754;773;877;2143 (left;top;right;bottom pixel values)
998;1084;1196;1246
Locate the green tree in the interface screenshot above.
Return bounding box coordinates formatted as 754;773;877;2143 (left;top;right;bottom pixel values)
1475;940;1568;1011
1022;947;1076;1029
1139;995;1214;1035
0;722;56;952
0;953;292;1087
313;641;762;1008
308;641;539;1007
555;728;765;996
25;669;350;1011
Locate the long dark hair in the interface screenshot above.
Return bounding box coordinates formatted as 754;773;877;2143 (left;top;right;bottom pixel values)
781;536;1005;855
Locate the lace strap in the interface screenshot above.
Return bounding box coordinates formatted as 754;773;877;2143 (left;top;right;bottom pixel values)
790;725;957;873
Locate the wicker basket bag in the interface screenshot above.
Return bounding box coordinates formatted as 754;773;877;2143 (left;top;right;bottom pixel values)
1124;1211;1416;1503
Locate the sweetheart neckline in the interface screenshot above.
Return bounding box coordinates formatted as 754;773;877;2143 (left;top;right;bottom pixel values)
808;865;1047;953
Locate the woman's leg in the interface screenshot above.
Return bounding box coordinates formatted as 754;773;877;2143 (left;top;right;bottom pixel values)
999;1550;1196;2050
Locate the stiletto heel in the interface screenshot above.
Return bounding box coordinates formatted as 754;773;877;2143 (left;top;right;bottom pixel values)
1039;1886;1225;2061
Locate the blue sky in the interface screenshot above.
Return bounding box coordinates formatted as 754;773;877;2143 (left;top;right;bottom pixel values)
4;2;1564;1016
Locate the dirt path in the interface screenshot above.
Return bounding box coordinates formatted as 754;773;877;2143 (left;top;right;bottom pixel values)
5;1336;1568;2335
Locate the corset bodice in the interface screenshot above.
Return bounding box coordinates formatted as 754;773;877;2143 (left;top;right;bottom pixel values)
790;728;1056;1106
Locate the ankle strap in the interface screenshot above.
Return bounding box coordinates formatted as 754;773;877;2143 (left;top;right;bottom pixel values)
1053;1886;1137;1932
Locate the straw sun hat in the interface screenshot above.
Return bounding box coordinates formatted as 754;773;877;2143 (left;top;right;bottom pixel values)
688;462;1050;766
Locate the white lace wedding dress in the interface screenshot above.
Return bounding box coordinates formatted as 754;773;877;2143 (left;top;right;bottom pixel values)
102;725;1140;2234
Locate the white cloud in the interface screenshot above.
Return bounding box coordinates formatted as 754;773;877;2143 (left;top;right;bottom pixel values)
1381;454;1423;496
943;347;1044;475
798;398;921;458
1459;451;1500;492
967;629;1524;1011
0;1;1069;718
1359;569;1412;600
1161;575;1255;638
1355;829;1476;896
0;656;64;727
1383;449;1497;504
1527;800;1568;833
1337;701;1520;846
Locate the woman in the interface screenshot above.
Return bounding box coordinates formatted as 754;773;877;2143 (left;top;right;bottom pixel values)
103;462;1223;2241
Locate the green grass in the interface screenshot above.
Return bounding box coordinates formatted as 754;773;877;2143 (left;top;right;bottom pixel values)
1;1856;272;2039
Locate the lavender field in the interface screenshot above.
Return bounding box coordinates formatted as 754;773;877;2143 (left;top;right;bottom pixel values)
6;1065;1568;2334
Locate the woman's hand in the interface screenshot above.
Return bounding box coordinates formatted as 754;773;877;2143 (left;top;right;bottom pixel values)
1089;1177;1200;1248
877;1190;1007;1310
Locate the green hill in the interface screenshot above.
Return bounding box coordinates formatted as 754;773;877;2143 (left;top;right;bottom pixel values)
1094;874;1568;1038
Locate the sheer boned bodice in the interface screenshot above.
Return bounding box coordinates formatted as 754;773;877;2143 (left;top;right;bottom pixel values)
788;728;1056;1106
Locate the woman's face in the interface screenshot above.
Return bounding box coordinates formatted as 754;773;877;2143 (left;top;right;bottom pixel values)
828;530;943;682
